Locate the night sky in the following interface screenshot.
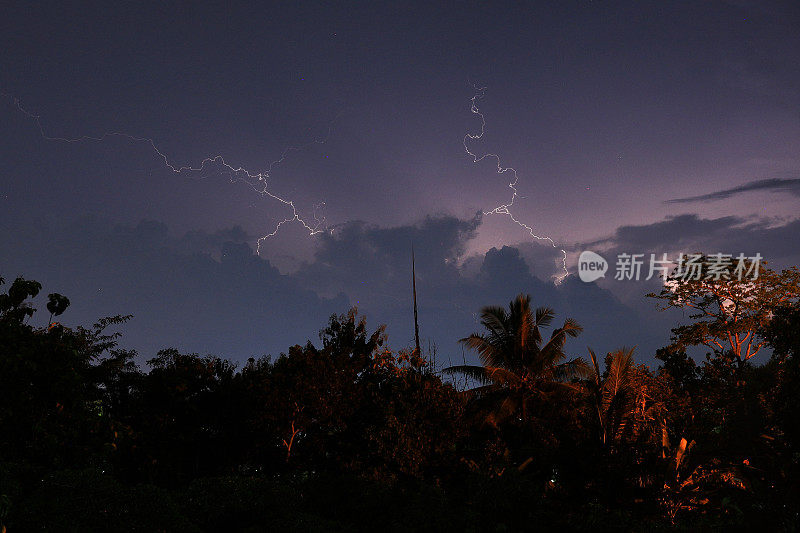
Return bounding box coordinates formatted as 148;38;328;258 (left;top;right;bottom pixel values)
2;1;799;364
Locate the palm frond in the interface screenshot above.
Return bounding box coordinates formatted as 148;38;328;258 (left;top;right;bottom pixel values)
479;306;508;336
485;394;519;427
535;306;555;329
463;383;499;399
484;366;521;386
588;347;602;387
459;333;506;369
547;357;592;382
518;304;534;350
559;317;584;338
601;347;636;426
441;364;494;385
442;364;521;387
604;347;635;398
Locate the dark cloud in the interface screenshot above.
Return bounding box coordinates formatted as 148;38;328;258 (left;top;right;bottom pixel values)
585;213;800;267
260;213;673;364
176;225;252;256
0;215;348;361
586;214;743;251
1;212;675;366
666;178;800;204
512;242;568;282
4;209;797;367
296;213;482;304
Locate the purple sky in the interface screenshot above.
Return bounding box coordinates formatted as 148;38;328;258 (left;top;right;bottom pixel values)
1;1;799;364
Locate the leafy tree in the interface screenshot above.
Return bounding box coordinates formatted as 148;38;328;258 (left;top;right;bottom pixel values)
762;302;800;362
761;302;800;471
121;349;240;483
246;310;465;481
0;277;137;477
6;271;800;529
46;292;70;326
649;258;800;366
0;276;42;324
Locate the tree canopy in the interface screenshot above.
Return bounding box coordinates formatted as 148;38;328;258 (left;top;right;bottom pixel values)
2;272;800;530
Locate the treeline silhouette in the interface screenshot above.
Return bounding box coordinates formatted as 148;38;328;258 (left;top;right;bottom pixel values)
1;264;799;531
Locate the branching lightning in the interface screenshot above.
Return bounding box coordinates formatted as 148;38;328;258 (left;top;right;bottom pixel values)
6;87;570;282
2;93;332;254
463;86;569;283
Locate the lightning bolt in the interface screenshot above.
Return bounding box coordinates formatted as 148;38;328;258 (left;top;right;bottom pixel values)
463;86;569;283
2;93;333;254
5;88;571;281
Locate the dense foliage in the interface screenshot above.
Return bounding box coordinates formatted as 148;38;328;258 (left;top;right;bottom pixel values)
1;269;799;531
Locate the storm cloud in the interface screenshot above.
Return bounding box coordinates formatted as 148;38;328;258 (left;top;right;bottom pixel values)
666;178;800;204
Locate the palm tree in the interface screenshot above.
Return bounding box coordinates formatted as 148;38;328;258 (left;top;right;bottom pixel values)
588;346;666;450
588;347;635;446
443;294;588;427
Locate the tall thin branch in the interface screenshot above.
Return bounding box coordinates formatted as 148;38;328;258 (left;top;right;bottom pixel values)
412;243;421;356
